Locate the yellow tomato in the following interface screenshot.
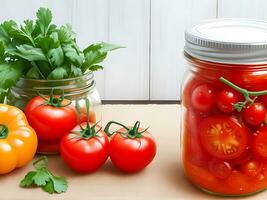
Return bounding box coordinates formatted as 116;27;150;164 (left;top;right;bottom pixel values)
0;104;37;174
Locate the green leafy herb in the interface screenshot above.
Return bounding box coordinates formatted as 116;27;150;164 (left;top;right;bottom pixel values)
0;7;123;103
20;156;68;194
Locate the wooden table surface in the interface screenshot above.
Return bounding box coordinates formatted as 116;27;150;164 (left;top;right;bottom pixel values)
0;105;266;200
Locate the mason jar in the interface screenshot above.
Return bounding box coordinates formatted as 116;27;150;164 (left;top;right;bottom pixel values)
182;19;267;196
7;72;102;154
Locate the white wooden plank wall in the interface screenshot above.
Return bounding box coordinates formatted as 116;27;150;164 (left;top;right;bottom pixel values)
0;0;267;101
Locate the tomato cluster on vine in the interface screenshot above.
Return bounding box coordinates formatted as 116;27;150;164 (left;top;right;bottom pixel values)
183;76;267;194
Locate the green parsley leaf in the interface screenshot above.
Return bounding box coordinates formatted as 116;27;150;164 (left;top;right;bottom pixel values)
20;171;37;187
89;65;104;71
32;168;50;186
42;179;55;194
62;44;83;67
0;62;23;89
20;156;68;194
51;176;68;193
47;46;64;67
35;7;52;36
47;66;68;80
12;44;47;61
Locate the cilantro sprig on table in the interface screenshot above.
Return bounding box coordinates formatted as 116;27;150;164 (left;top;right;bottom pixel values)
0;7;123;102
20;156;68;194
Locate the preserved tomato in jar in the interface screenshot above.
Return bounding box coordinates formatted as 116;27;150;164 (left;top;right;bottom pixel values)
182;19;267;196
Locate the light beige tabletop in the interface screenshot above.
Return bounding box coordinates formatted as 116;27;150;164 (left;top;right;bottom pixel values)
0;105;265;200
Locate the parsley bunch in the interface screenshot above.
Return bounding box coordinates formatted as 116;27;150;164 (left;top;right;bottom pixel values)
0;7;122;102
20;156;68;194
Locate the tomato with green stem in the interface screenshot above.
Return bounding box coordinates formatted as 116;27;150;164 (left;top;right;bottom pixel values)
242;103;266;126
104;121;156;173
60;99;109;173
25;90;77;153
216;89;239;113
219;77;267;112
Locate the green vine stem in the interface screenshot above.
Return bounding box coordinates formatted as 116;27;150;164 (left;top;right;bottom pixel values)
72;98;101;140
104;121;149;139
219;77;267;112
37;88;72;107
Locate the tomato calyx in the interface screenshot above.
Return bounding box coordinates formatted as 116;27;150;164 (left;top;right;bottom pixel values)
219;77;267;112
38;89;72;108
0;124;8;139
104;121;149;139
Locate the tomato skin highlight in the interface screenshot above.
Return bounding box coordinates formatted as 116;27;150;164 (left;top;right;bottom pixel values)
25;96;77;142
216;89;239;113
191;84;215;112
200;116;249;160
242;103;266;126
60;123;109;173
109;129;156;173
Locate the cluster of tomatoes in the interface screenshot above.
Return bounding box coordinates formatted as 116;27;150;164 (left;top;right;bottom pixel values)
183;76;267;195
24;95;157;173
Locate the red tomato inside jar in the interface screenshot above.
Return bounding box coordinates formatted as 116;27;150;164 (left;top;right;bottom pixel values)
182;19;267;196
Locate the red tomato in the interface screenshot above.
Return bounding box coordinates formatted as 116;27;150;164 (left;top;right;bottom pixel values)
60;123;109;173
208;159;232;179
216;89;239;113
191;84;215;112
25;96;77;141
241;159;262;178
182;77;203;108
252;127;267;158
109;128;156;173
242;103;266;126
200;116;249;160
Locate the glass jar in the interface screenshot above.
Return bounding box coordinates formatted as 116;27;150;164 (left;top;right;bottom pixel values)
182;19;267;196
7;72;102;154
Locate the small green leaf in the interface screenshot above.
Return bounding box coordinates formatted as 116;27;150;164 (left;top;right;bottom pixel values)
89;65;104;71
21;20;35;35
0;62;23;89
58;24;76;44
99;42;124;53
34;35;58;53
20;171;37;187
82;50;107;71
51;176;68;193
42;179;55;194
62;44;83;66
0;20;16;44
12;44;47;61
35;7;52;36
47;46;64;67
33;168;50;186
70;65;82;77
47;66;68;80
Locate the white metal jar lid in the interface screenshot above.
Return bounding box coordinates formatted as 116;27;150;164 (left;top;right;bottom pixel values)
184;19;267;64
